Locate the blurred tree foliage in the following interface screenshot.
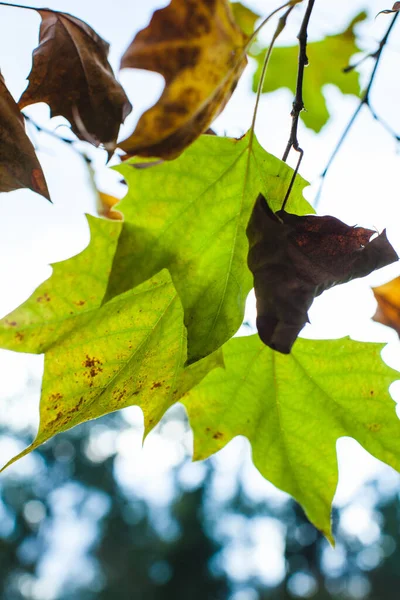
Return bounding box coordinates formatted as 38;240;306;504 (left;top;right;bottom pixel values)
0;414;400;600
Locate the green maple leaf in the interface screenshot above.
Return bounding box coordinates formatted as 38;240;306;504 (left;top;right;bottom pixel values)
0;216;220;470
252;12;366;132
231;2;260;37
180;334;400;541
105;132;313;364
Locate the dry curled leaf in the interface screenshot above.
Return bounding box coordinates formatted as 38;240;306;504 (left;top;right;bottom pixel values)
377;2;400;15
0;73;49;199
119;0;248;159
19;10;132;155
372;277;400;336
247;194;398;354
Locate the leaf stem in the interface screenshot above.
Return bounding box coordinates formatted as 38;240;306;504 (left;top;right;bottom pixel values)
245;0;303;50
281;150;304;211
248;4;297;152
315;11;399;207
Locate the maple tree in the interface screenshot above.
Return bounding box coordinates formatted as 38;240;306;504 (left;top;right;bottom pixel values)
1;0;400;545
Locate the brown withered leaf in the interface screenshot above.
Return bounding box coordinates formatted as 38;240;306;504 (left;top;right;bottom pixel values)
119;0;248;159
0;73;49;199
247;194;398;354
377;2;400;15
372;277;400;336
19;10;132;155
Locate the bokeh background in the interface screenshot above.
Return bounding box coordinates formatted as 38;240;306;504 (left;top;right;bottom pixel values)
1;0;400;598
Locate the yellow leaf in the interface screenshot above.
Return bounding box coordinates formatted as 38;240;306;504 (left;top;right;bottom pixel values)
97;191;123;221
119;0;248;159
372;277;400;336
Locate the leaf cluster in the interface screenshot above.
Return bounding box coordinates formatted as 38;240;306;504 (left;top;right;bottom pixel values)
0;0;399;543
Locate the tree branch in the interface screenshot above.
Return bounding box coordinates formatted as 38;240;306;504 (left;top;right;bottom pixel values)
281;0;315;211
315;12;399;207
369;104;400;141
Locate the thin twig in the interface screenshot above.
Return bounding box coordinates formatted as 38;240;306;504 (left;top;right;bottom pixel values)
369;104;400;141
343;52;373;73
0;1;39;11
24;114;92;162
315;11;399;207
281;0;315;211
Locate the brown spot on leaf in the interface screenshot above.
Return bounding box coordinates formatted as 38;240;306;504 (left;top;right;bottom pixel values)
213;431;223;440
49;392;63;402
163;101;189;116
15;332;24;342
113;388;127;402
74;300;86;306
37;292;51;303
367;423;382;432
6;320;17;327
48;411;64;428
180;87;201;105
82;355;103;385
151;382;162;389
70;397;85;413
83;355;101;369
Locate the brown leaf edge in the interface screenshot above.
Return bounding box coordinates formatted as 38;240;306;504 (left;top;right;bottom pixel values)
0;73;49;200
